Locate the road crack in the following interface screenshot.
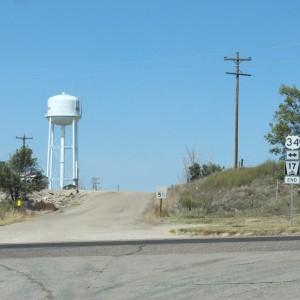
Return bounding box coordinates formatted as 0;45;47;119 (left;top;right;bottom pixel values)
126;245;145;256
85;257;113;292
0;263;54;299
194;279;300;286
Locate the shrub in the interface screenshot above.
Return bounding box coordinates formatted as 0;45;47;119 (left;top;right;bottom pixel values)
0;201;17;219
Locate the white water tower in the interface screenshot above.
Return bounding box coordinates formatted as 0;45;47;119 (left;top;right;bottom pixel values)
46;92;81;189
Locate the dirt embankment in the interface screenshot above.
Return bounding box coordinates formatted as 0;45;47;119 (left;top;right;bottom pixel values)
27;189;87;210
168;177;295;217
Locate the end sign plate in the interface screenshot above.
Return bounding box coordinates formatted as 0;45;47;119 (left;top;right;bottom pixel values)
284;176;300;184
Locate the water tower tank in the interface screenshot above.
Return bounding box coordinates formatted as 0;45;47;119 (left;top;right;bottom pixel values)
46;92;81;125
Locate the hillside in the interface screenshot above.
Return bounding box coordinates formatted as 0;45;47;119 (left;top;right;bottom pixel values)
165;161;294;218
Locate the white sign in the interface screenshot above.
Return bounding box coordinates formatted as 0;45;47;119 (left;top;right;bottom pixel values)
285;161;300;175
285;136;300;150
156;186;167;199
286;150;300;160
284;176;300;184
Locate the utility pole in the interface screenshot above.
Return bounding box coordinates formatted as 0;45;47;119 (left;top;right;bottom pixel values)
224;52;251;169
15;134;33;189
16;134;33;147
91;178;100;191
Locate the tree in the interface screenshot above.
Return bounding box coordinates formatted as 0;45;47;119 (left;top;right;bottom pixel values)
188;163;201;182
0;163;19;201
0;146;47;201
187;162;223;182
182;148;223;183
182;148;199;182
265;84;300;158
200;163;223;177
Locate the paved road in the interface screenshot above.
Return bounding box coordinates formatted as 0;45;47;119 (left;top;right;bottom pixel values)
1;237;300;299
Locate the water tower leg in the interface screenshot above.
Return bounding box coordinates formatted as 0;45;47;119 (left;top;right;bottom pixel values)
72;119;76;184
75;120;79;183
49;123;54;188
47;120;54;189
60;125;65;189
74;119;79;190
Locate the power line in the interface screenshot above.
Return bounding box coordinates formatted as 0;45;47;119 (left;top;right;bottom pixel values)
224;52;252;169
4;41;300;73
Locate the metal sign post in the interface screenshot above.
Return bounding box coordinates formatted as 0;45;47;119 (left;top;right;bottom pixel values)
284;136;300;224
291;184;294;225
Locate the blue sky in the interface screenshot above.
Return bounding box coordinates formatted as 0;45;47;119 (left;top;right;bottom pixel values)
0;0;299;191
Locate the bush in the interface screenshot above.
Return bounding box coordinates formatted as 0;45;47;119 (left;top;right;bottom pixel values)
0;201;17;219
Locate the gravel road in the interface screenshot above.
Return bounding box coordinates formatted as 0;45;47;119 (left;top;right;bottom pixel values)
0;190;187;243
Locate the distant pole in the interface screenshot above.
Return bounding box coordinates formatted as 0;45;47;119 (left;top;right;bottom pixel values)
91;178;100;191
224;52;251;169
16;134;33;147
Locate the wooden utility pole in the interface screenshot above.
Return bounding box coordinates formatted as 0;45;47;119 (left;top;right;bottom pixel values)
16;134;33;147
224;52;251;169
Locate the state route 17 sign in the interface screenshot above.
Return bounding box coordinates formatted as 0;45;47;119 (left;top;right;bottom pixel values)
285;161;300;176
156;186;167;199
285;136;300;150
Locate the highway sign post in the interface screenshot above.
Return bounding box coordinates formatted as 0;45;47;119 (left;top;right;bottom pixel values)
284;136;300;224
285;137;300;181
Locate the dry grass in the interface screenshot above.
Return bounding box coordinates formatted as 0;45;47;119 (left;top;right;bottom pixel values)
0;197;36;226
0;210;33;226
165;160;291;219
169;215;300;237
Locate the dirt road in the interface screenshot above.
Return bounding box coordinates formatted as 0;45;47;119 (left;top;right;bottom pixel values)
0;191;186;243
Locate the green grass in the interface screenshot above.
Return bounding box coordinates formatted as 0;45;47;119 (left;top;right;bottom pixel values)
200;160;283;189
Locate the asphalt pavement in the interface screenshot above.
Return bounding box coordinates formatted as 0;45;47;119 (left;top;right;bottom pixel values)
1;238;300;299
